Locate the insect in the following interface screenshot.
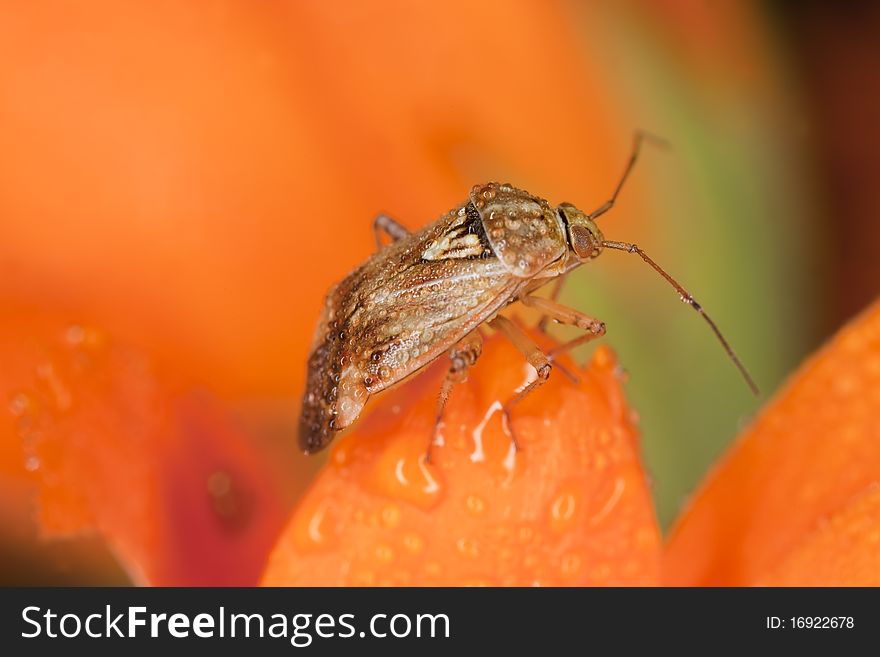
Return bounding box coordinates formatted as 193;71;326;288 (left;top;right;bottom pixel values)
298;132;758;456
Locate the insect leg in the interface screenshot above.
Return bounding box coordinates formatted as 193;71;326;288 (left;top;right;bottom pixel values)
520;296;606;339
428;330;484;463
536;272;570;333
373;214;410;250
587;130;668;221
487;316;555;452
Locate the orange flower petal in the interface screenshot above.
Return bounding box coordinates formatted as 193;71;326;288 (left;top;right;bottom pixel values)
761;485;880;586
664;299;880;585
262;330;660;586
1;307;288;585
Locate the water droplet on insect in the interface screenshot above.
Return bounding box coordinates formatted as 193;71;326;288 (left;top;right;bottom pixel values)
24;455;40;472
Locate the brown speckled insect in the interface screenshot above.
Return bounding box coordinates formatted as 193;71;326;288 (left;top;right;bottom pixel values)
299;133;758;456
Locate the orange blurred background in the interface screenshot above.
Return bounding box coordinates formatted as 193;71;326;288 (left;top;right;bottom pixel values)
1;1;878;584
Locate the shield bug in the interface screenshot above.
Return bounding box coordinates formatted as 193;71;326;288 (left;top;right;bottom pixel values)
298;132;758;456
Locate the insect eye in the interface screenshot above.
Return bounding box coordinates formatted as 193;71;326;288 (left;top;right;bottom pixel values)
569;225;594;259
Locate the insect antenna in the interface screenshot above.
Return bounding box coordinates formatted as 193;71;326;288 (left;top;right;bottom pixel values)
601;239;760;396
588;130;670;221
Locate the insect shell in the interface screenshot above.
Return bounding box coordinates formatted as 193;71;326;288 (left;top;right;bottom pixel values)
298;182;603;455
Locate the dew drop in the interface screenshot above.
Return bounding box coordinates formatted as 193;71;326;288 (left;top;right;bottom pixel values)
560;553;581;578
65;324;86;345
8;392;32;417
588;478;625;527
470;400;502;463
590;563;611;582
35;362;72;413
403;533;424;553
424;562;442;577
464;494;486;516
374;544;394;564
455;537;480;559
551;492;577;525
207;471;231;497
350;570;376;586
380;504;400;528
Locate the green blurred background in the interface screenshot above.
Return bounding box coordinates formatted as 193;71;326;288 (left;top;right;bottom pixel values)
549;1;879;528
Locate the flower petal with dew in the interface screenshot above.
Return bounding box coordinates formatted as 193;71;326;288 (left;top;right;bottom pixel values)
1;306;288;585
262;329;660;586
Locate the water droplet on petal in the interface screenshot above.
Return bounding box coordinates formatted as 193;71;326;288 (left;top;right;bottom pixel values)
380;504;400;528
402;533;424;553
464;494;486;516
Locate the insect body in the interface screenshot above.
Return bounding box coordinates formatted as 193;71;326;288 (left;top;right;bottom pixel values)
298;134;757;455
